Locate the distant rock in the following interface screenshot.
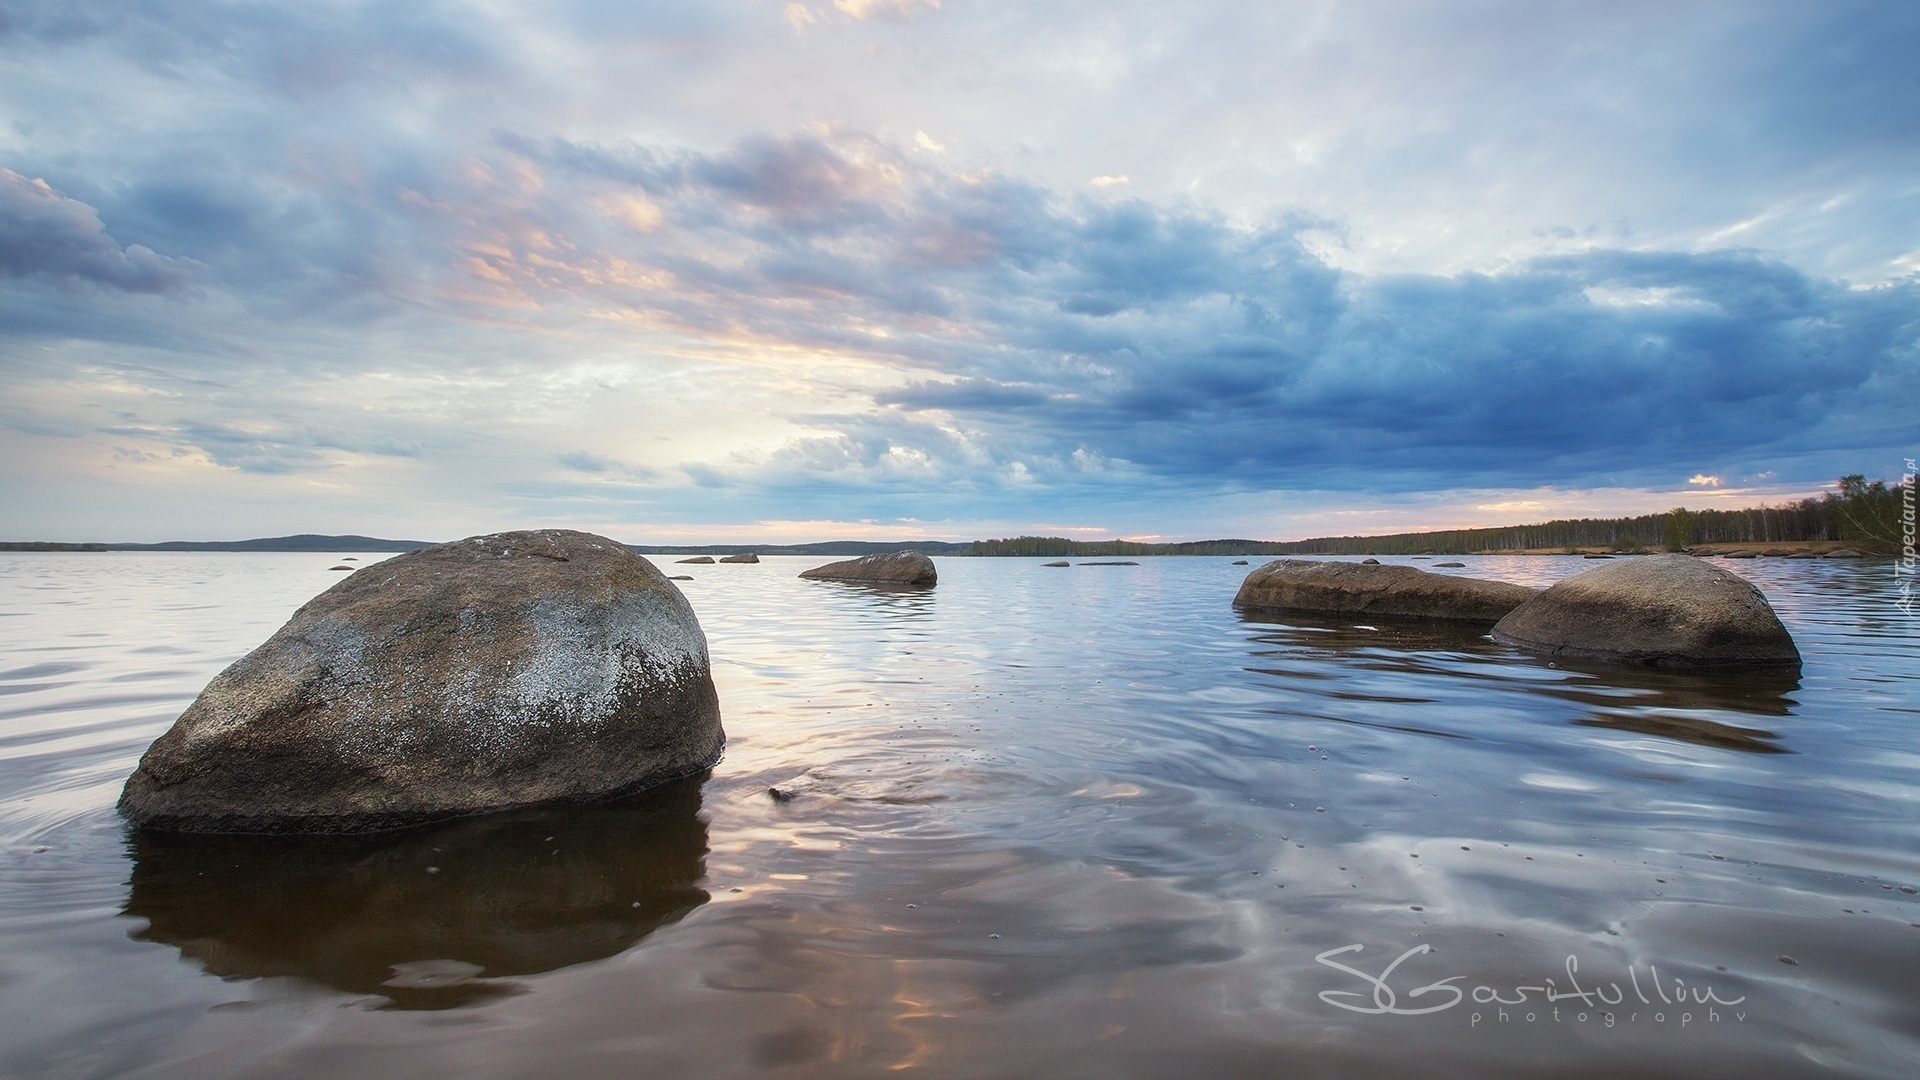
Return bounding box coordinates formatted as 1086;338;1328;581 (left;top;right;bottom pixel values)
718;553;759;564
1491;553;1798;669
1785;552;1817;559
799;550;937;585
668;575;693;581
1043;561;1071;567
676;556;715;564
1234;559;1536;624
1232;560;1249;566
1080;561;1139;566
1722;550;1757;559
328;565;353;571
1761;549;1791;557
1583;553;1614;560
1824;548;1864;559
1361;558;1380;565
1434;561;1465;568
119;530;724;833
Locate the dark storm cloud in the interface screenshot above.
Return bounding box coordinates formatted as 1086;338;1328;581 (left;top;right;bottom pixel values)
507;131;1916;491
0;169;199;294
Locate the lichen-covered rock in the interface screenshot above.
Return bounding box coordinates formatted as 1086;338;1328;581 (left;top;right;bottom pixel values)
799;550;937;585
718;553;759;564
1491;553;1798;668
119;530;724;833
1234;559;1536;623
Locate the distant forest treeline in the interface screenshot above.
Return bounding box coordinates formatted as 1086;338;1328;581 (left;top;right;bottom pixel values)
974;474;1912;557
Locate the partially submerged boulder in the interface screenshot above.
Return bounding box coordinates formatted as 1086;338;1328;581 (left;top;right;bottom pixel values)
718;553;760;564
119;530;724;833
799;550;936;585
1491;553;1798;668
676;556;715;564
1233;559;1537;623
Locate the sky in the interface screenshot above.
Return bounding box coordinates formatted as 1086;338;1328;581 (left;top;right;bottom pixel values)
2;0;1916;544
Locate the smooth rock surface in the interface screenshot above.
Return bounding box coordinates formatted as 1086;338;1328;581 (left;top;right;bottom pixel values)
675;556;715;564
1233;559;1537;623
718;553;759;564
1491;553;1799;668
799;551;937;585
119;530;724;833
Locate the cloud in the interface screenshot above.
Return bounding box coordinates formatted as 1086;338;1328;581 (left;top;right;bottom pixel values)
3;2;1916;540
558;450;659;481
831;0;940;21
472;130;1916;495
0;169;200;294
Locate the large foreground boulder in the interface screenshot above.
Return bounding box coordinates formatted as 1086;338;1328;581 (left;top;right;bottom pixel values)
1491;553;1798;668
799;550;937;585
1234;559;1537;623
119;530;724;833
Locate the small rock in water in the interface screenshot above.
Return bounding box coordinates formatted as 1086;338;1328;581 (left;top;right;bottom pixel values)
768;787;795;803
328;565;353;571
718;553;759;563
1232;560;1249;565
1234;559;1536;623
676;556;715;564
1778;955;1798;965
1492;553;1798;668
800;551;936;585
1434;562;1465;568
668;575;693;581
1043;561;1071;567
1361;558;1380;564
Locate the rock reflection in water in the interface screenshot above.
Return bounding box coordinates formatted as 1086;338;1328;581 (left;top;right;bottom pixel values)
811;579;937;611
121;775;709;1009
1236;609;1802;753
1550;659;1800;753
1238;610;1505;657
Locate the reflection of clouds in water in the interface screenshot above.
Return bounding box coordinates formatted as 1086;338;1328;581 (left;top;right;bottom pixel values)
122;776;710;1009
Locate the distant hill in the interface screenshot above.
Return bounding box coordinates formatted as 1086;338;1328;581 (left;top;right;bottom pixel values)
7;476;1900;557
626;541;975;557
0;535;971;555
0;534;433;553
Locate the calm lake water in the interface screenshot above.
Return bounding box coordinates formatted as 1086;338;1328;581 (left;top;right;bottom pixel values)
1;552;1916;1078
